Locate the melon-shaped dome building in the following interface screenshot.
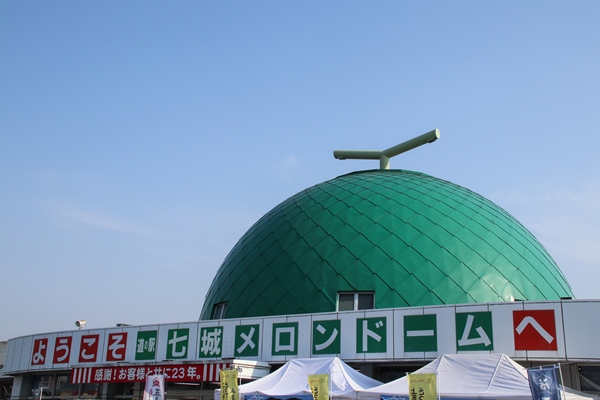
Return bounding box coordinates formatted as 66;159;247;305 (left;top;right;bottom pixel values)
200;168;574;321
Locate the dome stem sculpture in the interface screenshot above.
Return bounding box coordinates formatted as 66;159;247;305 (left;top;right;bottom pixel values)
333;129;440;169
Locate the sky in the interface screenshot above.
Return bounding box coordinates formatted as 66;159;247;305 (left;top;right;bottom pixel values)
1;1;599;341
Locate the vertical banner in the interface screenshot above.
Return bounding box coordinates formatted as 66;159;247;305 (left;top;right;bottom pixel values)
408;373;437;400
142;375;165;400
308;374;329;400
220;369;239;400
528;366;561;400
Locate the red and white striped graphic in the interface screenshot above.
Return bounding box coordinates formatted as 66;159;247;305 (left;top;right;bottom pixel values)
204;362;225;382
72;367;94;384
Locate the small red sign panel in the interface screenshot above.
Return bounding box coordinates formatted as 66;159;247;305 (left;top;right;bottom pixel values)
106;333;127;361
513;309;557;351
78;334;100;363
31;338;48;365
53;336;72;364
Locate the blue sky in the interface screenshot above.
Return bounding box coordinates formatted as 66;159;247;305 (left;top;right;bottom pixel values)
1;1;599;340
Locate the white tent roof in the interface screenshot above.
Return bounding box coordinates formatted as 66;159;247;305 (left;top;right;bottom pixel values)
215;357;382;400
358;354;600;400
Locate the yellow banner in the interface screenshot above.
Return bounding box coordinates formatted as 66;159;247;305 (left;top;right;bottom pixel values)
408;373;437;400
220;369;239;400
308;373;329;400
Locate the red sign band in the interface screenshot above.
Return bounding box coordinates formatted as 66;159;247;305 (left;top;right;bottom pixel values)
71;363;230;384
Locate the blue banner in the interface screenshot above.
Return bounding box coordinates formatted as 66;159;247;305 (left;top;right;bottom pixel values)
528;366;561;400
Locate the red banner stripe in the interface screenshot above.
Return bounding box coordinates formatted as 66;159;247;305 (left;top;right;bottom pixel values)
70;363;230;384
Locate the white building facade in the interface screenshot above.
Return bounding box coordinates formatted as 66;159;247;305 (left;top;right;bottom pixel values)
5;299;600;400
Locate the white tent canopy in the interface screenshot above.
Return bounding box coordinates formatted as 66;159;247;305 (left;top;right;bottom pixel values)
215;357;382;400
357;354;600;400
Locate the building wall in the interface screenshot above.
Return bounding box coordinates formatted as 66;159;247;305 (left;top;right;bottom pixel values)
1;341;14;400
6;299;600;372
5;300;600;399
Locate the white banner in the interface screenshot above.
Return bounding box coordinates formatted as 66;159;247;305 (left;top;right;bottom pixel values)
142;374;165;400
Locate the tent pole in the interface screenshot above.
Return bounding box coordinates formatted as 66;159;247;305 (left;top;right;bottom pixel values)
557;363;566;400
330;373;333;400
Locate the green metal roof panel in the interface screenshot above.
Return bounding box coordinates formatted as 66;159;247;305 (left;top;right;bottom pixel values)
200;169;574;320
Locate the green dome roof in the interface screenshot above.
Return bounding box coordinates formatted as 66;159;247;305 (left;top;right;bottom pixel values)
200;169;573;320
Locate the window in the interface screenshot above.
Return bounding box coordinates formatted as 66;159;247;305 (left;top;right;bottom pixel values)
338;292;374;311
56;374;79;397
29;374;100;399
1;381;13;400
213;302;227;319
80;383;99;398
579;366;600;393
31;375;55;397
114;382;135;397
